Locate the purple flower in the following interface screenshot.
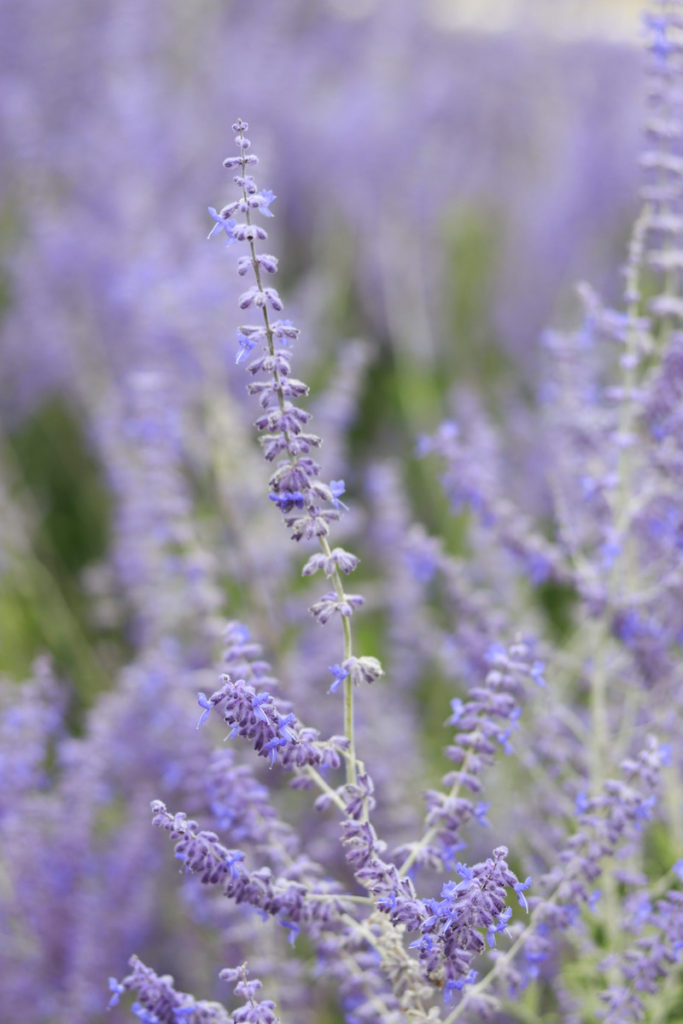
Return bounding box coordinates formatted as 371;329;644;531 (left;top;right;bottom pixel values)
328;663;349;693
196;691;212;729
411;847;527;996
114;956;233;1023
207;206;237;243
256;189;276;216
329;479;349;510
108;976;126;1008
236;330;257;364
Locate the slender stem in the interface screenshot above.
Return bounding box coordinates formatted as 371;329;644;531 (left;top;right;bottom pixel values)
320;534;357;786
304;765;347;812
305;892;373;905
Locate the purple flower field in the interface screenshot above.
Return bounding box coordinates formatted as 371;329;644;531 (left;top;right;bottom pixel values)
1;2;682;1023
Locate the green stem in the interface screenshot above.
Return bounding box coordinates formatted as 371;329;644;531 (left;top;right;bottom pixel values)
320;535;357;787
304;765;347;812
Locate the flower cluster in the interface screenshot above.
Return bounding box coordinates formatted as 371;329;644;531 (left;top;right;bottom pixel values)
219;964;280;1024
198;675;348;771
151;801;345;942
410;847;529;1002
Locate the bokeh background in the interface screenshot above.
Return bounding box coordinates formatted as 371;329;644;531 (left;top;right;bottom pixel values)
0;1;658;1021
0;0;646;692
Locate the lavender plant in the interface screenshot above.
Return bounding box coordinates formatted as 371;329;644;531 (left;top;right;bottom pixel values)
3;5;683;1024
113;67;683;1021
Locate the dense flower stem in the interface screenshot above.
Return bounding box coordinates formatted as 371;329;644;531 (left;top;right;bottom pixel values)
231;121;360;788
601;210;661;963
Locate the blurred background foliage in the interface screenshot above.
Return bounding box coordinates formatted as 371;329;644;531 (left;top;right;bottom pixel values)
0;0;643;710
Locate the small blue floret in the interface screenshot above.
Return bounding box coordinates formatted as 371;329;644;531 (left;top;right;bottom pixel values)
258;189;276;216
328;664;349;693
236;330;257;365
514;876;532;912
207;206;237;244
280;919;300;945
329;480;349;510
108;977;125;1008
196;692;212;729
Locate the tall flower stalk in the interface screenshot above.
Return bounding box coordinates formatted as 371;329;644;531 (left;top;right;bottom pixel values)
208;119;381;787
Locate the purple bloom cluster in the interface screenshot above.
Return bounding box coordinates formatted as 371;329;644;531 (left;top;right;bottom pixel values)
121;83;683;1023
199;674;347;771
151;800;345;941
336;773;530;1001
410;847;528;1002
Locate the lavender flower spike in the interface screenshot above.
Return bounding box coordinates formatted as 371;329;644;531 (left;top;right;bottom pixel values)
209;121;355;550
210;119;382;785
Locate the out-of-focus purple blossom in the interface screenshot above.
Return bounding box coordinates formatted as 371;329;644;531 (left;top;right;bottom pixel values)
600;884;683;1022
201;748;299;870
92;371;224;659
419;410;568;586
220;964;280;1024
112;955;233;1023
0;658;63;815
508;738;671;998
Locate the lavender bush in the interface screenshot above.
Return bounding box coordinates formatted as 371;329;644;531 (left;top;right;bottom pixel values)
2;3;683;1024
